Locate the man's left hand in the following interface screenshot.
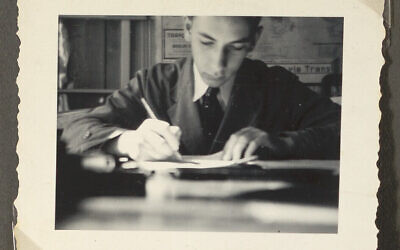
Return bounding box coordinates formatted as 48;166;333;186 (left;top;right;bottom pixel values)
222;127;291;161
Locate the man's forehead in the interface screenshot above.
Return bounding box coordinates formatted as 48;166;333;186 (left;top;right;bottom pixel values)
191;16;254;40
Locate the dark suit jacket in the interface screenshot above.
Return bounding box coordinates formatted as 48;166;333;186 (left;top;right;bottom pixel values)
61;57;341;159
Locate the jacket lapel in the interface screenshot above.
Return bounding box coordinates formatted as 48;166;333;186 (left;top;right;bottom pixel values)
167;58;204;154
167;58;266;155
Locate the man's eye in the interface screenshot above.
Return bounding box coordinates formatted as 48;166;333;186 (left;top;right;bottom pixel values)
200;41;213;46
229;45;246;51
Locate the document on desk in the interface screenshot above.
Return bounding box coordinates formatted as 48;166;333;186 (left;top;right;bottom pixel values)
120;155;258;172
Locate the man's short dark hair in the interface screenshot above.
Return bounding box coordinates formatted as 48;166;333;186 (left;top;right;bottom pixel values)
187;16;262;33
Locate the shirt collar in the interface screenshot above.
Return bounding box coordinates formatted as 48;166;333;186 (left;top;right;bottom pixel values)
192;63;234;109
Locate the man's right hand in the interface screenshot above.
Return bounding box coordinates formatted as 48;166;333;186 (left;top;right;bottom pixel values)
116;119;182;161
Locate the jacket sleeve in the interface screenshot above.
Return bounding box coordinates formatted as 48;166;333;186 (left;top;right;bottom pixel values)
281;87;341;160
262;67;341;160
61;71;150;154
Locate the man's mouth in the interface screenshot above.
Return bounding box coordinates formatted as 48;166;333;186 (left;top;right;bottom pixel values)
202;73;225;82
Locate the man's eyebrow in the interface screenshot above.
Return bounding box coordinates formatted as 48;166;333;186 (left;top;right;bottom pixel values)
229;37;252;44
198;32;216;41
198;32;251;44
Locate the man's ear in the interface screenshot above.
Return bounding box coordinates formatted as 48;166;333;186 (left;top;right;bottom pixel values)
183;16;193;42
248;25;263;52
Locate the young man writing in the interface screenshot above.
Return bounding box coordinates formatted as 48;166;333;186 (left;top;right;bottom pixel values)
62;16;341;161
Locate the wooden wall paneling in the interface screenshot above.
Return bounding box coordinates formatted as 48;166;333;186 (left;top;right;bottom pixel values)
105;20;122;89
130;18;151;78
119;20;131;88
153;16;163;64
81;19;106;89
65;19;107;109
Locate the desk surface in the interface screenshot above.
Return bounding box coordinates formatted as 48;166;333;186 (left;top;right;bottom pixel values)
56;159;339;233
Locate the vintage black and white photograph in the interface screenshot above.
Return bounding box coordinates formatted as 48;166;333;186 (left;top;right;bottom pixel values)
54;15;343;233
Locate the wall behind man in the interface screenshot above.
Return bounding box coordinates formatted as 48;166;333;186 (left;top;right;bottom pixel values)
159;16;343;85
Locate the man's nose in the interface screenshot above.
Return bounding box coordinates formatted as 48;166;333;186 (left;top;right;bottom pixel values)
211;47;227;76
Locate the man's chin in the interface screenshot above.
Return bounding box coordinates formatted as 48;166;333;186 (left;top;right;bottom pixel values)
202;75;227;87
205;81;225;88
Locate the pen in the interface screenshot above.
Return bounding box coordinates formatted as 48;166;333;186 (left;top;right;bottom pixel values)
140;97;157;120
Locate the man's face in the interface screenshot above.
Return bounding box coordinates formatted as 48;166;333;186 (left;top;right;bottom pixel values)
184;16;261;88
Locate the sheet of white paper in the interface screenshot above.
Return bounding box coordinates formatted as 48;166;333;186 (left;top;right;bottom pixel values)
121;158;256;171
120;155;339;172
120;154;260;171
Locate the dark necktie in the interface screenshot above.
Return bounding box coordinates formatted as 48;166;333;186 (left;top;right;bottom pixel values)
198;87;224;153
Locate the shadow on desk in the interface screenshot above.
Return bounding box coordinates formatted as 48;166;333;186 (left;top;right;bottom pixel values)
55;137;339;232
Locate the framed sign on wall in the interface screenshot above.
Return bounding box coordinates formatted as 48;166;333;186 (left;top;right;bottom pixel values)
162;29;191;61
